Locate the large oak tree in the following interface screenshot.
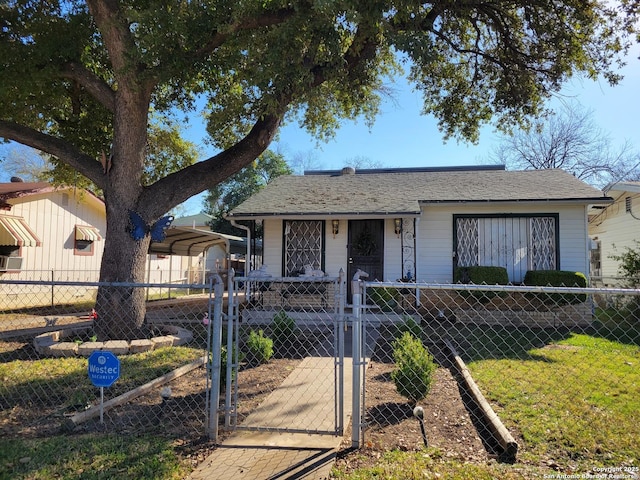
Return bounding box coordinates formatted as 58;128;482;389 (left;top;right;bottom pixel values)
0;0;636;339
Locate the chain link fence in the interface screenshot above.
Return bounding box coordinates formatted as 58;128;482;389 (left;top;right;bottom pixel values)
357;281;640;468
1;275;639;475
220;275;346;437
0;278;213;441
0;269;198;309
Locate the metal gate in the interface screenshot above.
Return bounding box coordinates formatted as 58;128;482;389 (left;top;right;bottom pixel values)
206;271;347;440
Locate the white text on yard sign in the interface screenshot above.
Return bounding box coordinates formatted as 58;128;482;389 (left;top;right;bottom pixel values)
88;350;120;388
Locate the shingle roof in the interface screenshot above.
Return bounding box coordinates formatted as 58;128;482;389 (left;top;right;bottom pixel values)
0;181;52;197
605;181;640;194
0;182;105;210
227;167;610;218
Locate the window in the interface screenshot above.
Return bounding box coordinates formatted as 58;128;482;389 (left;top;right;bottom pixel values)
74;239;95;256
0;246;22;271
454;215;559;283
283;220;324;276
74;225;101;256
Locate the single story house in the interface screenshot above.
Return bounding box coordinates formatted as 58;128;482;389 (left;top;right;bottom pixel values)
588;181;640;284
227;165;612;293
0;180;106;277
0;180;234;308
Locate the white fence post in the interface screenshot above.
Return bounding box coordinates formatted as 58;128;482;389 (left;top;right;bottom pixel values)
336;268;346;434
207;274;224;441
225;268;236;429
351;279;363;448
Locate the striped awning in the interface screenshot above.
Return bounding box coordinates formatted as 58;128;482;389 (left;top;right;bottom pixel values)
75;225;102;242
0;215;42;247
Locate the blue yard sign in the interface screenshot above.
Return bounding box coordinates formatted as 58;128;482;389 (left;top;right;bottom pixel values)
88;350;120;388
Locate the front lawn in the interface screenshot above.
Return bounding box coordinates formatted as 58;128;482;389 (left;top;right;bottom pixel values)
333;328;639;479
466;333;639;469
1;328;637;479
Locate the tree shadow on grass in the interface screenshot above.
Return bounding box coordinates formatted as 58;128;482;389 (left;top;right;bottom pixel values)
451;325;573;363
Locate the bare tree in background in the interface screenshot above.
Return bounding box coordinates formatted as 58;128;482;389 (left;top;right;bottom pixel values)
0;145;50;182
345;156;384;170
288;150;321;175
492;102;640;187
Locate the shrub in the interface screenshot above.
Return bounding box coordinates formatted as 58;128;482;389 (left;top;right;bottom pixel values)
523;270;587;305
271;310;298;355
391;315;423;342
454;266;509;302
454;265;509;285
246;329;273;365
217;344;244;392
609;241;640;288
391;332;437;405
369;286;399;311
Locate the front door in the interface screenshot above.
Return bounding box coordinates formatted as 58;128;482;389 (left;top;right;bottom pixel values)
347;219;384;296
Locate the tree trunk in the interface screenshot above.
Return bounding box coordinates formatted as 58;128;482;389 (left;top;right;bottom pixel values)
94;215;151;340
93;86;153;341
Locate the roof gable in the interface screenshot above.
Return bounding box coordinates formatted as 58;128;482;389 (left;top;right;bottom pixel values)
0;182;104;212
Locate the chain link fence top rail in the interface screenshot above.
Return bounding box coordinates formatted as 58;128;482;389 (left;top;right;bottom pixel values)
358;281;639;467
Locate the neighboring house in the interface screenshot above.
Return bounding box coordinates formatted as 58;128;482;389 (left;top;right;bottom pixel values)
0;181;236;308
227;165;611;290
0;180;106;278
588;181;640;284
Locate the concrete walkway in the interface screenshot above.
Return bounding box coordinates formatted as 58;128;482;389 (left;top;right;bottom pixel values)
188;356;354;480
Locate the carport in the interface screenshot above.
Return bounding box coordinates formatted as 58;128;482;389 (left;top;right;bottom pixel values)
148;226;231;257
147;226;250;286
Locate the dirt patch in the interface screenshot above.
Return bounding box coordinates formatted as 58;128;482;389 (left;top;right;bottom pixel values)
332;349;491;475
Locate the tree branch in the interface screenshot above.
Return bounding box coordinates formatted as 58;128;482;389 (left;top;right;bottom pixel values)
0;120;105;189
139;105;287;217
85;0;136;75
194;7;298;58
60;62;116;113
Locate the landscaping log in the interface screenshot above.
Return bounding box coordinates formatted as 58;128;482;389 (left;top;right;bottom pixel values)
444;339;518;462
63;355;207;430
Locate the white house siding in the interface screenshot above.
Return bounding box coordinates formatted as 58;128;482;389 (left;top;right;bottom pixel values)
259;205;590;284
2;189;106;280
324;219;348;278
559;206;591;278
383;219;403;282
0;189;105;309
589;192;640;279
418;203;590;283
418;207;452;283
262;219;284;276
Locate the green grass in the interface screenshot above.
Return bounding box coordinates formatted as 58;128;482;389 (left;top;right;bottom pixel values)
1;328;638;479
466;333;640;468
0;346;203;416
0;346;203;479
0;434;188;480
332;329;639;479
331;448;541;479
